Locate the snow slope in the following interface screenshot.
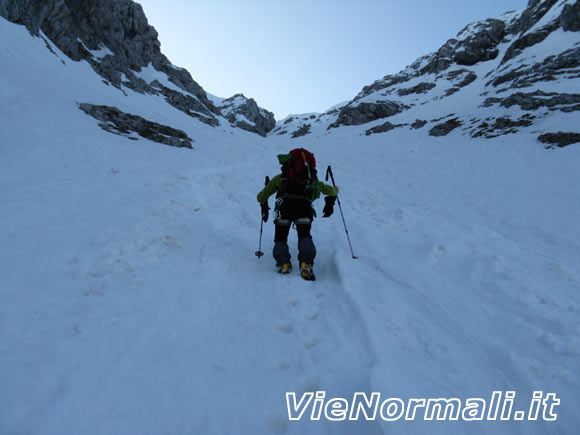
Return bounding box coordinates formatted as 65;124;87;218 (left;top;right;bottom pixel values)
1;13;580;435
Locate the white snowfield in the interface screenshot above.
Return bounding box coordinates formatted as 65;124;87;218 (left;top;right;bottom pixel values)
1;16;580;435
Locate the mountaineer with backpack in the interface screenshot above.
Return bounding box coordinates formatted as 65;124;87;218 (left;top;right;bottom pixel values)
256;148;338;281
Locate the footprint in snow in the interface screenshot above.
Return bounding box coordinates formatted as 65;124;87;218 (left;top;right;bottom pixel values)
305;312;319;321
304;338;321;349
276;323;294;334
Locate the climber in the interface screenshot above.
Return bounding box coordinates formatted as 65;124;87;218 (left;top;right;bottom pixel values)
257;148;338;281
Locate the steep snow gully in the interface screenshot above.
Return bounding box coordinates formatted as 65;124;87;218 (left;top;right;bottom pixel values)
184;159;382;435
1;5;580;435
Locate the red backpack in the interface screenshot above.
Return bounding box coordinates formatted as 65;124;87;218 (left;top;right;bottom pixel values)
277;148;320;199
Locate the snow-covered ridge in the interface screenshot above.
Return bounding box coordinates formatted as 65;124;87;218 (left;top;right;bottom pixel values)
272;0;580;148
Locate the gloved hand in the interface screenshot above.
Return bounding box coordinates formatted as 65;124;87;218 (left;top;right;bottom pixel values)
261;202;270;222
322;196;336;218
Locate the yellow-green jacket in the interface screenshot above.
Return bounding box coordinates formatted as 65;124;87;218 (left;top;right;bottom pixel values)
257;174;338;204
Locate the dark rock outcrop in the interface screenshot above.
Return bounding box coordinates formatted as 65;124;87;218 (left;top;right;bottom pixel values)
216;94;275;136
491;47;580;88
484;91;580;112
410;119;428;129
365;121;406;136
501;0;580;64
356;73;412;101
329;101;406;129
452;19;507;66
429;118;463;137
418;18;506;75
501;22;560;65
152;83;219;127
457;71;478;87
397;82;436;97
471;115;535;138
291;124;311;138
506;0;559;35
439;70;478;97
79;103;193;148
561;1;580;31
444;87;461;97
538;132;580;148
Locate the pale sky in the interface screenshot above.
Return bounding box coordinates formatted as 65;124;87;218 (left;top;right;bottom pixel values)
137;0;529;120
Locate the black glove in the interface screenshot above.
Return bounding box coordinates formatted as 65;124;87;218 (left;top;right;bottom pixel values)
261;202;270;222
322;196;336;218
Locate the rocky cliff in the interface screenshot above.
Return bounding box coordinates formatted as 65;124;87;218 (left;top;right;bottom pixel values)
0;0;275;136
211;93;276;137
274;0;580;148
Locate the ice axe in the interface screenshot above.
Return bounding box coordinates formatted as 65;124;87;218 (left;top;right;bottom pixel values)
326;166;357;259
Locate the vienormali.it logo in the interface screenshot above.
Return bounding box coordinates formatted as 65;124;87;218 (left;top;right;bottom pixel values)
286;391;560;422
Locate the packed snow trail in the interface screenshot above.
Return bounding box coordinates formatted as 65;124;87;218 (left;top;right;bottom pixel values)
186;163;383;434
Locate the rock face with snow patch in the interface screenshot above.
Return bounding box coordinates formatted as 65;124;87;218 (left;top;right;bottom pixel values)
429;118;463;137
365;121;407;136
0;0;217;124
0;0;273;135
214;94;275;137
329;101;407;129
272;0;580;147
538;131;580;148
78;103;193;148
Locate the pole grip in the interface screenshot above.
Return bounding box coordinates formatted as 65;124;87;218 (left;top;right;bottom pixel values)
326;165;336;185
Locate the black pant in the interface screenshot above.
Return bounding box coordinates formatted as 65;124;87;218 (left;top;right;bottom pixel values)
272;198;316;266
275;223;312;242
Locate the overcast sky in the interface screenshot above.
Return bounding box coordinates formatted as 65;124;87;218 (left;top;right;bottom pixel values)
137;0;529;120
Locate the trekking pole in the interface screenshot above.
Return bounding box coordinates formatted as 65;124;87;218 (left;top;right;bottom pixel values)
256;216;264;258
255;176;270;259
326;166;357;259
